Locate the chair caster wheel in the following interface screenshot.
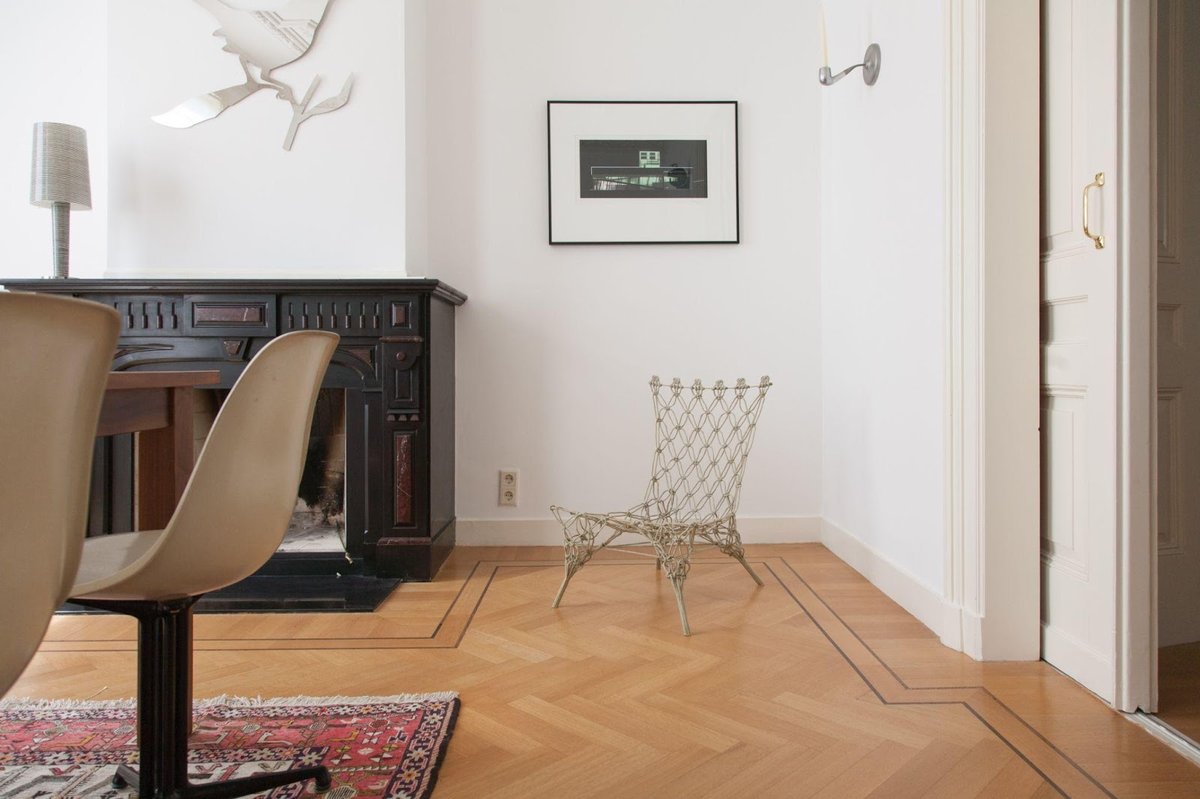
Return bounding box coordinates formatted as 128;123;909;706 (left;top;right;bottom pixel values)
111;773;128;789
315;769;334;792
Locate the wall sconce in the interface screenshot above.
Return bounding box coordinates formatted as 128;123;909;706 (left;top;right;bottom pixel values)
819;43;882;87
817;8;881;87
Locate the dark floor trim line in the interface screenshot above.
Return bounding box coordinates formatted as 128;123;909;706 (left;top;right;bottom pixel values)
776;558;1116;798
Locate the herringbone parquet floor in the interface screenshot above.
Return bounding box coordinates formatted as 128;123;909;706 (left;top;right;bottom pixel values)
11;544;1200;797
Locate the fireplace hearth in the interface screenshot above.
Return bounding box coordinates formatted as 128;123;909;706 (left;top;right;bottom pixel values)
8;278;465;611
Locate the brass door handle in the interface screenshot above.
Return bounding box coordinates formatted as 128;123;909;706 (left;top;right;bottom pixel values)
1083;172;1105;249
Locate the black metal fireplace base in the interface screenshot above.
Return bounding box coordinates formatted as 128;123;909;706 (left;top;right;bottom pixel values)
194;572;403;613
197;551;406;612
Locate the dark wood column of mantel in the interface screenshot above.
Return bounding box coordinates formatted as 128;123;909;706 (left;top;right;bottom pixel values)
5;278;466;583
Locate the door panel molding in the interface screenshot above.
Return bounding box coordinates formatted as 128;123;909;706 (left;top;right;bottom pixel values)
1156;387;1183;555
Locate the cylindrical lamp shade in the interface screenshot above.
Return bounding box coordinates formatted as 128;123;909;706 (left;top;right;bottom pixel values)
30;122;91;210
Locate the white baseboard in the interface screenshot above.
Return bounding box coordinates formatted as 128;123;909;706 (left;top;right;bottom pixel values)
958;606;984;660
819;518;961;649
456;516;821;547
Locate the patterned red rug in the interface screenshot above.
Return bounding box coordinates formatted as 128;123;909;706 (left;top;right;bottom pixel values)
0;693;459;798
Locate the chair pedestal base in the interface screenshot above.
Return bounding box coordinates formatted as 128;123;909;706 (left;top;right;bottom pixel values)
73;596;332;799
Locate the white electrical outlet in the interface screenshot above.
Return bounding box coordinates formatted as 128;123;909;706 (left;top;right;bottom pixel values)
499;469;519;506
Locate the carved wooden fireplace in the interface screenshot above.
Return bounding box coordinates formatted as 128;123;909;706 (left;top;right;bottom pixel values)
6;279;466;593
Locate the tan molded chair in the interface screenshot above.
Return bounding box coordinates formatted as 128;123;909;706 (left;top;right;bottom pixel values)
0;293;119;696
69;330;339;799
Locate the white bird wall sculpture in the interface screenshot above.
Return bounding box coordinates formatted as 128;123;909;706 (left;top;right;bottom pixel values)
153;0;354;150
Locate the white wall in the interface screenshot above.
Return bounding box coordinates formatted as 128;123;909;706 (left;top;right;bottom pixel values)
404;0;430;272
1;1;108;279
105;0;405;276
820;1;947;595
2;0;1037;656
4;0;822;542
421;0;823;538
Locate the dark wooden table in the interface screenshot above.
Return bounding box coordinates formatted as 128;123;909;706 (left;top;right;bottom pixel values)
99;371;220;530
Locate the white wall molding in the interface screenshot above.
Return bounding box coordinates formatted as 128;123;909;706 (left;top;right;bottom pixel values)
945;0;985;661
821;518;963;646
457;516;821;547
942;0;1041;662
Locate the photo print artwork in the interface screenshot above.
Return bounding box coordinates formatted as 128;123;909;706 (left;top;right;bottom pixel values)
579;140;708;199
548;101;739;244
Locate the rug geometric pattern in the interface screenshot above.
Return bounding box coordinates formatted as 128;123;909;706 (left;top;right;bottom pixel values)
0;694;458;798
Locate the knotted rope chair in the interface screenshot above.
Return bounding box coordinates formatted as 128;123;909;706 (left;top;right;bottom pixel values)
551;376;772;635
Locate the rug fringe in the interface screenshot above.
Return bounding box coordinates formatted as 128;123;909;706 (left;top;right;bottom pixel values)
0;692;458;710
197;692;461;708
0;696;137;710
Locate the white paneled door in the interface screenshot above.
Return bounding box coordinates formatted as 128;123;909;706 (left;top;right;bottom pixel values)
1156;0;1200;649
1039;0;1119;702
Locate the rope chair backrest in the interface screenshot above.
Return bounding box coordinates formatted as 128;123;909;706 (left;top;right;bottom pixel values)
644;376;771;525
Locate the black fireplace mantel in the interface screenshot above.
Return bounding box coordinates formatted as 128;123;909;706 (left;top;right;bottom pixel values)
5;277;466;583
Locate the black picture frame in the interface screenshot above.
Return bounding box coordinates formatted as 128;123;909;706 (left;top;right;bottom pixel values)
547;101;740;245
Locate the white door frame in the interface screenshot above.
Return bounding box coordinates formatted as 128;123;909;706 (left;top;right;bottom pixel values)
947;0;1157;712
1116;0;1156;714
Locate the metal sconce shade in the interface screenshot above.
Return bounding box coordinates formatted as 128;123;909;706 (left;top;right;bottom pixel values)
30;122;91;210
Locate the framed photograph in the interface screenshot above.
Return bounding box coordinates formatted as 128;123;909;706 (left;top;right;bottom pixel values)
547;101;739;244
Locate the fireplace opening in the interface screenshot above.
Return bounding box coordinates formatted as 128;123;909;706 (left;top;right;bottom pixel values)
195;388;348;555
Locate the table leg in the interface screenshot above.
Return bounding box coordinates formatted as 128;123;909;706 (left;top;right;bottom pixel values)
136;387;196;530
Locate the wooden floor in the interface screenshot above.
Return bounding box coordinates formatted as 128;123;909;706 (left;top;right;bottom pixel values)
12;544;1200;798
1158;642;1200;746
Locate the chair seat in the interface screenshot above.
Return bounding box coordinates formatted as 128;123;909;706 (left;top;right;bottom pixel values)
70;530;165;600
556;508;724;541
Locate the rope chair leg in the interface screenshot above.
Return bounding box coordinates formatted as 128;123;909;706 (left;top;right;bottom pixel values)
552;521;598;609
658;552;693;636
552;561;579;609
714;533;765;587
667;570;691;637
733;553;765;586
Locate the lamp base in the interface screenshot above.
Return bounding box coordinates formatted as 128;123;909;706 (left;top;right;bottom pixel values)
50;201;70;279
862;43;881;86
